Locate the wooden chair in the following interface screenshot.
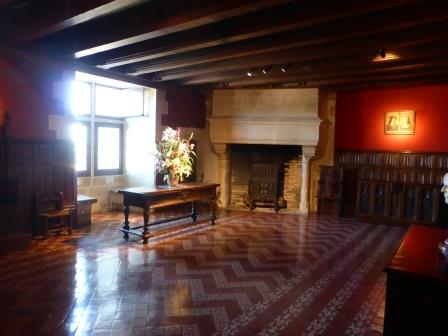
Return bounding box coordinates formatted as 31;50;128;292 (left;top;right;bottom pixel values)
34;192;76;239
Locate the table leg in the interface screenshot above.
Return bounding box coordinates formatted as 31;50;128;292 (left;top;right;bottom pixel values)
210;196;217;225
191;201;197;222
142;202;150;244
123;202;130;240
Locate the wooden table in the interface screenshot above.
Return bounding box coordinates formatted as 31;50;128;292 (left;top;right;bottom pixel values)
117;182;219;244
384;225;448;335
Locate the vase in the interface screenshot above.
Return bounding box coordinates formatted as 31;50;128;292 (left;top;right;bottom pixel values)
166;175;179;187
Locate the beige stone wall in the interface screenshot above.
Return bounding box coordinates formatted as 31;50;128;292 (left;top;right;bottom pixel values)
212;88;318;119
201;92;220;184
309;91;336;212
78;175;126;212
284;157;301;209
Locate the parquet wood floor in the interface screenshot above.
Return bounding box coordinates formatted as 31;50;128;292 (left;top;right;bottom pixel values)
0;209;405;335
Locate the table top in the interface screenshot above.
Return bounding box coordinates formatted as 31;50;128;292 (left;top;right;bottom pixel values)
385;225;448;281
118;182;220;196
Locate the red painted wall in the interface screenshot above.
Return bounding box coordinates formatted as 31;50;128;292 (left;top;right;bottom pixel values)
0;54;72;139
162;89;205;128
335;85;448;152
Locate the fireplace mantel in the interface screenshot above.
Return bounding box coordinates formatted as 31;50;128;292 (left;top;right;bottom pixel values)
208;116;321;146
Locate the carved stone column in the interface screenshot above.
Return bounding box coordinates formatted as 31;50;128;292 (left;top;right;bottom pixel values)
299;145;316;213
212;143;230;207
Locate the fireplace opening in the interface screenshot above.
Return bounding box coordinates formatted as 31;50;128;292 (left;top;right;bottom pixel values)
229;144;302;210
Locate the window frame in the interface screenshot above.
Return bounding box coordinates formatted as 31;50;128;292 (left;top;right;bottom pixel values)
93;122;124;176
72;76;145;178
73;120;91;177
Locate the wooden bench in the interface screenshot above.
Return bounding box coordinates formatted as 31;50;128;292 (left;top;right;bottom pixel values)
77;194;97;227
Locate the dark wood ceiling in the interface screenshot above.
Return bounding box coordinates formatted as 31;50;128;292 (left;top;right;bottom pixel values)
1;0;448;91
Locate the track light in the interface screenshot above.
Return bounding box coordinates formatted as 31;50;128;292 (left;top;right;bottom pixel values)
262;65;271;75
247;68;255;77
281;63;290;72
373;49;399;62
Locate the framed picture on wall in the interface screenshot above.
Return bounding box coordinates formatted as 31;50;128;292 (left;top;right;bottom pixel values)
384;110;415;135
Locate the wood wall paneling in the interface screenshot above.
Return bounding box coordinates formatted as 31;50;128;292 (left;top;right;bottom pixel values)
318;150;448;226
0;138;76;252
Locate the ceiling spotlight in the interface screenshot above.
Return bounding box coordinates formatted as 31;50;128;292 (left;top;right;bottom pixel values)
247;68;255;77
262;65;271;75
281;63;290;72
372;49;399;62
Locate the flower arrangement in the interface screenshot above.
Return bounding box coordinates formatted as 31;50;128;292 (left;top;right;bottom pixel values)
155;127;195;185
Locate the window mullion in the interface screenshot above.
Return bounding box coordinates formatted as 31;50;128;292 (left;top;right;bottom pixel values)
90;83;96;177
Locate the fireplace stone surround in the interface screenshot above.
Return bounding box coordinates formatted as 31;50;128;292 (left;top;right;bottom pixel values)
208;88;320;213
230;144;301;210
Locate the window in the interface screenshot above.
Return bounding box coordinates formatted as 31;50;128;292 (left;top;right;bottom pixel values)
71;121;90;176
71;81;91;116
70;73;144;176
94;123;123;175
95;85;143;118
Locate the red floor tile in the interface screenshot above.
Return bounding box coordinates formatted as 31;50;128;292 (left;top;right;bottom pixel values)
0;210;404;335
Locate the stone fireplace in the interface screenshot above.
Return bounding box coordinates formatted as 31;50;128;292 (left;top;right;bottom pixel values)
208;88;320;213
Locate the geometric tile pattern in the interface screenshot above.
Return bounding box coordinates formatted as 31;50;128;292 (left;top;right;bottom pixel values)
0;209;405;335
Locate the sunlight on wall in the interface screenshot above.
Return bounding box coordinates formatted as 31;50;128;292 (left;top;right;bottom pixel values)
125;88;157;187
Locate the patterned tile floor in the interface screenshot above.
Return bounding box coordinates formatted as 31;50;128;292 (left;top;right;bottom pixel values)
0;209;405;335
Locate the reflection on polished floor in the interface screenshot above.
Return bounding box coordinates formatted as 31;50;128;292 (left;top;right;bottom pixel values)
0;209;405;335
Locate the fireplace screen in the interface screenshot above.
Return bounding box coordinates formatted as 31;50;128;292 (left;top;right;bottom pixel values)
249;163;282;212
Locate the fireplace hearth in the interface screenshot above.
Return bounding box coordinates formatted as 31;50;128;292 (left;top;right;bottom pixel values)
230;144;301;210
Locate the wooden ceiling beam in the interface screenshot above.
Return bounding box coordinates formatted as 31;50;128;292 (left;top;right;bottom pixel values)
54;0;294;59
177;45;448;85
323;74;448;91
0;46;170;90
1;0;147;46
2;1;447;90
203;72;448;90
206;73;448;90
148;26;448;82
94;0;425;69
216;67;448;90
316;69;448;89
198;57;448;88
127;3;448;76
255;73;448;91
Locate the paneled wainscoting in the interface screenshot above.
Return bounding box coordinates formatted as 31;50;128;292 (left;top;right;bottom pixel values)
0;210;405;335
318;150;448;227
0;138;76;253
